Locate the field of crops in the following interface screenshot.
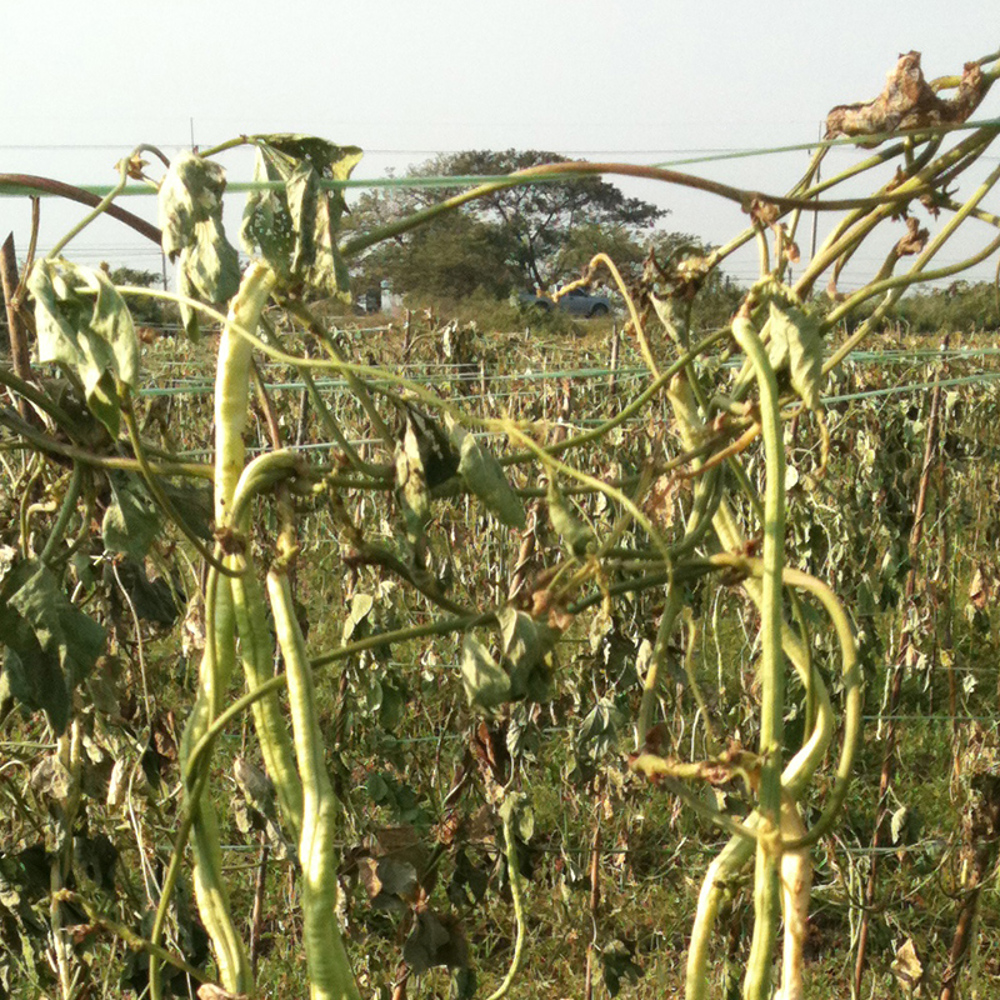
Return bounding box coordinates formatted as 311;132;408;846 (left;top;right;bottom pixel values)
3;311;1000;998
2;48;1000;1000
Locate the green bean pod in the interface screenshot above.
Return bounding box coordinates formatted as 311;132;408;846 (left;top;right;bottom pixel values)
178;565;251;996
268;553;359;1000
228;449;306;837
175;262;280;997
215;262;278;523
731;315;785;1000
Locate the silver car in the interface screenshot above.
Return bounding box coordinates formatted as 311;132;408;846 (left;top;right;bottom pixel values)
519;287;612;318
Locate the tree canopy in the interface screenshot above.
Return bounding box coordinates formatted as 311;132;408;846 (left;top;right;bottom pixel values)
346;149;667;298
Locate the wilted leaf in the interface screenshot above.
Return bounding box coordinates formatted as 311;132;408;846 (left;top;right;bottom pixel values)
891;937;924;991
30;755;72;803
0;544;17;583
241;134;362;300
159;150;240;339
445;416;526;528
395;420;432;540
198;985;249;1000
497;607;555;702
29;259;138;435
826;51;986;146
460;635;511;709
967;565;990;611
895;216;929;257
768;301;825;411
106;759;127;809
644;474;686;531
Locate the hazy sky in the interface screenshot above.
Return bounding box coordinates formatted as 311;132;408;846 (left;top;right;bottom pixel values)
2;1;998;290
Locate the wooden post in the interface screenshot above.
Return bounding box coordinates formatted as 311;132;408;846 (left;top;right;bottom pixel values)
608;322;621;399
401;308;412;363
1;232;39;424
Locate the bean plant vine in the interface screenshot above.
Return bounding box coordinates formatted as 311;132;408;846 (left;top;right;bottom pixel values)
0;47;999;1000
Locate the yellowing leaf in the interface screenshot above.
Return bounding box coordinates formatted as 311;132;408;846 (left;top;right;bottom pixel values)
158;151;240;339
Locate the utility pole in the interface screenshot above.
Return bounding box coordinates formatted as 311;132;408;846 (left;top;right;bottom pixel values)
810;121;822;263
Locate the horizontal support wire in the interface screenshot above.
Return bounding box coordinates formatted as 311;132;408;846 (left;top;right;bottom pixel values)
2;118;998;199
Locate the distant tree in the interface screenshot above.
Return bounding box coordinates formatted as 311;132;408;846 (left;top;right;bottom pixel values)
356;211;516;300
346;149;667;298
892;281;1000;333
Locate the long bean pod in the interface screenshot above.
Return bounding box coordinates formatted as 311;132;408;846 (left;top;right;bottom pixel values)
171;262;282;998
268;543;360;1000
731;314;786;1000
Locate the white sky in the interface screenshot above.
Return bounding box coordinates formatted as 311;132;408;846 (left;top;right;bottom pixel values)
2;0;998;292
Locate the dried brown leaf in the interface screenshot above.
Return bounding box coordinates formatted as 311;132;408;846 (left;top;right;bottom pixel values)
826;52;987;147
895;216;929;256
746;196;781;225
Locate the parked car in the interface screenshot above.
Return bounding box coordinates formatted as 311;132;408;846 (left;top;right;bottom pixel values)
518;287;612;318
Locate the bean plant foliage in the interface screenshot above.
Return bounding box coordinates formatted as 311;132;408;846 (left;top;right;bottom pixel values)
0;47;999;1000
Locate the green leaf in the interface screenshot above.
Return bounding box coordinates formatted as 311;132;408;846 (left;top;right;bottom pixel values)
0;560;105;732
106;558;181;627
158;150;240;339
3;645;69;735
768;301;825;411
101;475;160;559
460;634;511;709
445;416;526;528
602;939;644;996
403;909;461;973
241;134;362;300
450;967;477;1000
577;698;626;760
29;259;138;436
157;479;213;541
498;607;555;702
